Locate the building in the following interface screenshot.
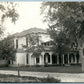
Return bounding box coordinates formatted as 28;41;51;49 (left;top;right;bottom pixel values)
10;28;81;66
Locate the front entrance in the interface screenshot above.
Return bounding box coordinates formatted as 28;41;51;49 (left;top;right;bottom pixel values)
64;54;68;64
52;53;57;64
44;53;50;64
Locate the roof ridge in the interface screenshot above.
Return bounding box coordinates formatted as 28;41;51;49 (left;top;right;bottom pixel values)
14;28;47;37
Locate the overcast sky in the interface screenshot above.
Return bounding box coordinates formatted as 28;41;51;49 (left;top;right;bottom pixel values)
3;2;48;35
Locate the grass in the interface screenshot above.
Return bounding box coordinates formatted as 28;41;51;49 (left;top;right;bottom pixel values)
0;65;82;82
0;74;60;83
0;64;82;73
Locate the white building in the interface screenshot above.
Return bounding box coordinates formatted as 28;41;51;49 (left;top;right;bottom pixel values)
10;28;81;66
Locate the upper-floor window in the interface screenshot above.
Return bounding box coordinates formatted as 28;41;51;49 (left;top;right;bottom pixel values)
26;37;28;47
26;54;29;64
41;42;50;46
16;39;18;49
12;40;14;48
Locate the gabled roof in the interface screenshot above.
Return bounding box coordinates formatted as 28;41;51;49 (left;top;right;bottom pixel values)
14;28;47;37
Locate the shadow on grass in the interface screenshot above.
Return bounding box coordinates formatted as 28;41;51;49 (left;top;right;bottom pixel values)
0;64;82;73
40;75;60;83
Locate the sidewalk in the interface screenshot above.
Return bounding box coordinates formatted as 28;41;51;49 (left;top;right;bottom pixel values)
0;70;84;82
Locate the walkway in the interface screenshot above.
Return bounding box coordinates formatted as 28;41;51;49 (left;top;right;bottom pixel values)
0;70;84;82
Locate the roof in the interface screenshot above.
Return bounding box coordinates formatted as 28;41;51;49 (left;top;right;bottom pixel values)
14;28;47;37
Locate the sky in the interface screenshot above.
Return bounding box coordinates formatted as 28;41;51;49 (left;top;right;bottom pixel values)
3;2;48;35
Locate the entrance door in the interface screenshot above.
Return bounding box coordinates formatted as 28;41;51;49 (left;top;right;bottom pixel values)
52;54;57;64
64;54;68;64
44;53;50;64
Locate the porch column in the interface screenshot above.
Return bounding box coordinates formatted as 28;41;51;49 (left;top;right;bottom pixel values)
10;60;13;64
49;53;52;64
25;54;26;66
29;53;32;66
68;53;70;64
40;55;42;65
74;53;77;64
46;56;48;63
35;56;36;65
57;54;59;64
63;54;64;65
41;52;45;66
79;55;81;63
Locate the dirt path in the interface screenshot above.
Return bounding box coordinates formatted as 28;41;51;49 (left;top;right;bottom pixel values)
0;70;84;82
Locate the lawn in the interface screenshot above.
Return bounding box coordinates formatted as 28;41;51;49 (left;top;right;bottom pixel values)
0;64;82;73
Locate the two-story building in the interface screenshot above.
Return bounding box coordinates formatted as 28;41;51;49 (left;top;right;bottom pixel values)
10;28;81;66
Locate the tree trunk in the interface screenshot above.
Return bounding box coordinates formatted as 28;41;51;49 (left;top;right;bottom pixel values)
79;47;84;72
78;39;84;72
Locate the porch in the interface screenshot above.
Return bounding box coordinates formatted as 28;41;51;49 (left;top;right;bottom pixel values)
27;51;81;66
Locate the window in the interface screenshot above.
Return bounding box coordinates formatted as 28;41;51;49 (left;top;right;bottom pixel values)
44;53;50;63
26;37;28;46
83;48;84;56
48;55;50;63
41;43;43;46
36;57;39;63
44;43;46;46
11;40;14;48
26;54;29;64
16;39;18;49
47;42;49;46
9;60;13;64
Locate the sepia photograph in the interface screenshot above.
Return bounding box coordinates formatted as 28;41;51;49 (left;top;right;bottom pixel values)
0;1;83;83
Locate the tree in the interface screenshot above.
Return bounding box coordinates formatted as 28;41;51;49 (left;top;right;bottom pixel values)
23;34;44;57
0;2;18;35
48;28;71;54
28;34;39;47
0;36;16;61
41;2;84;56
26;45;44;57
0;2;18;63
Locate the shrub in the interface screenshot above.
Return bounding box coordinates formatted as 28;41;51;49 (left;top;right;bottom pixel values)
41;75;60;83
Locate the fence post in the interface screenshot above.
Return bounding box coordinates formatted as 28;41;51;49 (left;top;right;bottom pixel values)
18;63;20;77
